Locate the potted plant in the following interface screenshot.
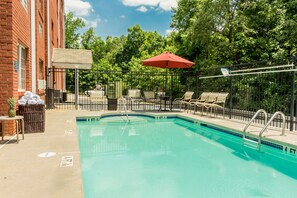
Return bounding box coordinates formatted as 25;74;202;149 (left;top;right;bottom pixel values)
8;97;16;117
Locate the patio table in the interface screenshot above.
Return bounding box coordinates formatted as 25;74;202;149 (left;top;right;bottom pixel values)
0;116;24;143
159;96;172;111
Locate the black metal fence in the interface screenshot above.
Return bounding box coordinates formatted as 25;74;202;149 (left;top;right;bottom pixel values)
198;58;297;131
46;57;297;131
46;68;198;111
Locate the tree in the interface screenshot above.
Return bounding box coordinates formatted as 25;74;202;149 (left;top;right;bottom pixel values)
81;28;105;63
65;12;85;49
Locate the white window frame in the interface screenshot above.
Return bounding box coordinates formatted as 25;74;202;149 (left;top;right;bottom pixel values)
18;44;26;91
20;0;28;10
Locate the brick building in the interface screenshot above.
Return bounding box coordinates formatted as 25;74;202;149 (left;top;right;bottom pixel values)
0;0;65;134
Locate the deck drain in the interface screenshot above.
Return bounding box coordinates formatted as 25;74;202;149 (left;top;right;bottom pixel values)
65;129;73;135
60;156;73;167
38;152;56;158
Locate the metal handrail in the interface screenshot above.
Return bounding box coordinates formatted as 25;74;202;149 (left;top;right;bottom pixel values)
258;111;286;146
243;109;268;142
118;97;129;122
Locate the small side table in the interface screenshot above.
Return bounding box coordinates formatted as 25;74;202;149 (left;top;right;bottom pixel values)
159;96;172;111
0;116;24;143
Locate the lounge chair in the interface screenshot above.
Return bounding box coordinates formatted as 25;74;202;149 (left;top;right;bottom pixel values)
143;91;158;103
142;91;158;110
90;90;107;110
174;91;194;110
193;92;218;115
204;92;229;118
127;89;142;110
186;92;211;113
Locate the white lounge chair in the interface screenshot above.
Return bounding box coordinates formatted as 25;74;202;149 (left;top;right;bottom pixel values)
127;89;142;110
90;90;107;110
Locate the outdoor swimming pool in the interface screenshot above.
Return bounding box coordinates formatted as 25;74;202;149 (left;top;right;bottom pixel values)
77;115;297;198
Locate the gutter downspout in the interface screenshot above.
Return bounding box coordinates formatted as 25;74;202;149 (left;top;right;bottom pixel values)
31;0;36;93
63;0;66;91
47;0;51;88
58;0;60;48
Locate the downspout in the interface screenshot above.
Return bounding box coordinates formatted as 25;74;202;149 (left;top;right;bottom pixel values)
47;0;51;88
63;0;66;91
58;0;60;47
63;0;65;48
31;0;36;93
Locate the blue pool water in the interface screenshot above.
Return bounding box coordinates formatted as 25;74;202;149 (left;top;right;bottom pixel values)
77;116;297;198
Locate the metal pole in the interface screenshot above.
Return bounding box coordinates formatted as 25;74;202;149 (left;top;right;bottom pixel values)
290;56;296;131
170;71;173;97
229;67;233;119
196;72;199;98
75;68;79;110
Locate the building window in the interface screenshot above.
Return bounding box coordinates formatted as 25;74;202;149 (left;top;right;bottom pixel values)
18;45;26;90
20;0;28;10
39;60;44;80
39;0;43;11
39;22;43;34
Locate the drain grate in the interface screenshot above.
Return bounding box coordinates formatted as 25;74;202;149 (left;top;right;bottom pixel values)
60;156;73;167
38;152;56;158
65;129;73;135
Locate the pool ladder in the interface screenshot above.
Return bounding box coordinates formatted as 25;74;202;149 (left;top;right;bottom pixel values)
242;110;286;151
118;97;129;122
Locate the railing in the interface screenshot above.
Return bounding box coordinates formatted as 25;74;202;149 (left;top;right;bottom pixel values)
242;109;268;149
118;97;129;122
258;111;286;150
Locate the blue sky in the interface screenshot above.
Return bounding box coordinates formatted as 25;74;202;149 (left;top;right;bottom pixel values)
65;0;177;39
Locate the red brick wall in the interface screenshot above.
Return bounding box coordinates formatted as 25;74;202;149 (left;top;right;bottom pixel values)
13;0;32;96
0;0;31;135
0;0;31;104
50;0;65;91
0;0;64;135
0;0;13;114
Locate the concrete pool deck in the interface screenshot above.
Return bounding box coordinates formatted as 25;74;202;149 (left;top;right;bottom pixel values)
0;110;297;198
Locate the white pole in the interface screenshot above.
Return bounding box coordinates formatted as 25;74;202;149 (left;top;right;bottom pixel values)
31;0;36;93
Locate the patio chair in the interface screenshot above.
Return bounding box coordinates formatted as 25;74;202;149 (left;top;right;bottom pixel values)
142;91;159;110
90;90;107;111
203;92;229;118
194;92;218;116
174;91;194;110
127;89;143;110
143;91;158;103
186;92;211;113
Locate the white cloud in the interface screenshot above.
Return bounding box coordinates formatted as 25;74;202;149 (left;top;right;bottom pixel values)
65;0;93;16
166;29;173;34
81;17;101;28
136;6;148;12
121;0;177;11
120;15;126;19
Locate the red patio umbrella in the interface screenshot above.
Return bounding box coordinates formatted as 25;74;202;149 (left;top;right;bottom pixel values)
142;52;194;102
142;52;194;68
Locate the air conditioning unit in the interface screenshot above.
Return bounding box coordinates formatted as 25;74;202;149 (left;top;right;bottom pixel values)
38;80;46;89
